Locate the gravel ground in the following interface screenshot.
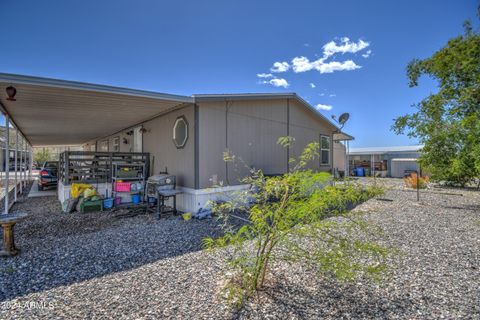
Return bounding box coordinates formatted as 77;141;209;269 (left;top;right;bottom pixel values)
1;179;479;319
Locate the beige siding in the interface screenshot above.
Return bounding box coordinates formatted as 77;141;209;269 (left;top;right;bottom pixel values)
142;105;195;188
199;99;289;188
87;96;335;190
333;141;346;171
198;101;227;188
289;99;334;172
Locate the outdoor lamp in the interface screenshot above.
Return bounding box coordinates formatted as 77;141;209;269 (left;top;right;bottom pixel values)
6;86;16;101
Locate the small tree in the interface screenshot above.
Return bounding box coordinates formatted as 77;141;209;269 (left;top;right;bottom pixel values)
34;148;53;165
392;14;480;186
204;138;389;308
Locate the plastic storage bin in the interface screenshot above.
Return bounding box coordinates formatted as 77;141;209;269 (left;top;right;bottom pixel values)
103;198;114;209
114;182;131;192
80;199;103;213
114;197;122;206
131;194;141;204
355;168;365;177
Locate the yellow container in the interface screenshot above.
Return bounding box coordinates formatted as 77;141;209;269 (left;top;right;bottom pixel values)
182;212;192;221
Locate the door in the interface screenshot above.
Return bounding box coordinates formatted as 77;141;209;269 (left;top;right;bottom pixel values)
133;126;143;153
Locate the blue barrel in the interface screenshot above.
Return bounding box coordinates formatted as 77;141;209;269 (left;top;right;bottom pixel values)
132;194;141;204
355;168;365;177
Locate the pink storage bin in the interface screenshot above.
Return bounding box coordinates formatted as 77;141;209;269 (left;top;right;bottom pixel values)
115;182;131;192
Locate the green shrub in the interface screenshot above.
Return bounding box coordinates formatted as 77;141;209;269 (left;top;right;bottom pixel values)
204;138;389;308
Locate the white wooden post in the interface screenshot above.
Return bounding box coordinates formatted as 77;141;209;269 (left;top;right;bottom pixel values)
29;145;32;181
4;116;10;214
346;140;350;176
14;129;18;202
23;139;27;188
371;154;375;177
19;136;23;194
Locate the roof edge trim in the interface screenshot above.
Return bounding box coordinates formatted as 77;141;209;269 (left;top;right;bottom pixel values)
0;73;194;103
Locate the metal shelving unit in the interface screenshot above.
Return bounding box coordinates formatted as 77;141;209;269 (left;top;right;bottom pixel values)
111;163;146;206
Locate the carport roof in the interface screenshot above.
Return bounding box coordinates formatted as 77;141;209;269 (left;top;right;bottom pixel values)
348;145;423;155
0;73;353;146
0;73;193;146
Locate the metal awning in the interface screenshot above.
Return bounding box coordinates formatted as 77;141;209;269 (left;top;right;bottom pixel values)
333;132;354;141
0;73;193;146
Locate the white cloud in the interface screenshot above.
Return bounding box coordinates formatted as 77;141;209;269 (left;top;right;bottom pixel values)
315;103;333;111
329;94;336;97
362;49;372;58
291;56;313;73
258;37;369;87
315;60;360;73
268;78;289;88
257;73;273;78
303;43;310;47
291;56;361;74
270;61;290;73
272;37;369;75
323;37;370;58
257;72;290;88
319;93;325;96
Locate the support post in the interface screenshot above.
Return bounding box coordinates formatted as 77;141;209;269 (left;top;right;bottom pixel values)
19;137;23;194
14;129;18;202
23;140;27;188
4;116;10;215
344;140;347;178
346;140;350;177
370;154;375;178
28;146;32;181
416;169;420;202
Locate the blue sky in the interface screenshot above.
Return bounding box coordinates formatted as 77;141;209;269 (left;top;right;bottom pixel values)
0;0;477;147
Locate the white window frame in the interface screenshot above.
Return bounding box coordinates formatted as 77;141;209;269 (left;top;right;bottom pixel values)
133;126;143;152
112;136;120;152
320;135;330;165
173;116;188;149
99;140;109;152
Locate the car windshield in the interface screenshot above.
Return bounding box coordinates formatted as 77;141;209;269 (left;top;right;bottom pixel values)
44;162;58;169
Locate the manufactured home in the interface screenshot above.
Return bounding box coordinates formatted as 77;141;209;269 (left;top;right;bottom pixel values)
0;73;352;212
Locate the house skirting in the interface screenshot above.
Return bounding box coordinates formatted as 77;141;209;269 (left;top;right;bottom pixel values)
58;181;250;213
176;184;250;212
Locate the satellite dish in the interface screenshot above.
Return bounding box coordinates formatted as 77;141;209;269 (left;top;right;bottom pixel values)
338;113;350;126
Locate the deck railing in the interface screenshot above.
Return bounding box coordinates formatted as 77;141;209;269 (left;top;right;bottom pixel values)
59;151;150;185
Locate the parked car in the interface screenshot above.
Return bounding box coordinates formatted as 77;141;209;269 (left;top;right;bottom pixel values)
38;161;58;191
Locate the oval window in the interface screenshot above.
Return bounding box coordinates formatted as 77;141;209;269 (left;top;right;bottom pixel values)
173;116;188;148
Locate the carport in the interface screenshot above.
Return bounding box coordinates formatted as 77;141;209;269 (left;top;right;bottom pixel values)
0;72;193;215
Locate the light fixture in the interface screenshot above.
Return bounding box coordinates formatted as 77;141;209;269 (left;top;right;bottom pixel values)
6;86;16;101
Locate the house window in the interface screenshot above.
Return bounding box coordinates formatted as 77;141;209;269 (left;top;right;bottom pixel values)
99;140;109;152
112;136;120;152
320;135;330;165
173;116;188;148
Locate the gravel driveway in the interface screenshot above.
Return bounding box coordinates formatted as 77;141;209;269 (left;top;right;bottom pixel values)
1;180;479;319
